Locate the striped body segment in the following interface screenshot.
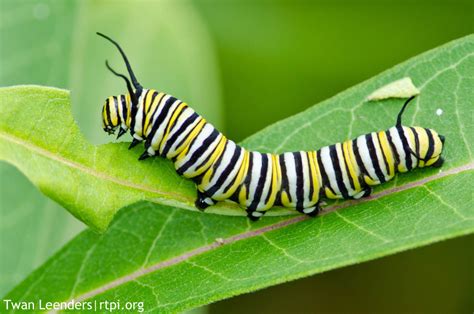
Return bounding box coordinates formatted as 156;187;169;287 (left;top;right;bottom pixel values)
102;89;445;220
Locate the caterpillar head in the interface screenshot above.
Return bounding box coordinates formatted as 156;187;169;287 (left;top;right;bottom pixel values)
102;95;131;138
97;32;142;139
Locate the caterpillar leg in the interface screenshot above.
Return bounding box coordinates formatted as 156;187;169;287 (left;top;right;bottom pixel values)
297;202;321;218
246;209;265;221
352;187;372;199
129;138;142;149
195;190;216;211
138;146;157;161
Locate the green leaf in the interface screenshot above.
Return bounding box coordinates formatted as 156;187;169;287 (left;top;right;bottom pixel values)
2;36;473;312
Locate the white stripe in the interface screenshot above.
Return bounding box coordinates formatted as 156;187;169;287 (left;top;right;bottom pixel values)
283;153;297;206
159;107;194;155
356;135;380;184
181;132;222;176
403;126;418;168
388;127;407;172
256;153;273;210
300;152;311;207
202;141;245;199
204;141;237;191
320;146;342;195
165;114;201;158
246;152;262;207
174;124;215;173
335;143;355;195
150;97;181;150
133;89;148;136
371;133;389;181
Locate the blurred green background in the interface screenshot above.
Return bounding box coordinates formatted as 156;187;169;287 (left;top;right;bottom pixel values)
0;0;472;312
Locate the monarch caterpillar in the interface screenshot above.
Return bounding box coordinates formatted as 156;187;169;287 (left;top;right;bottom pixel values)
98;32;445;221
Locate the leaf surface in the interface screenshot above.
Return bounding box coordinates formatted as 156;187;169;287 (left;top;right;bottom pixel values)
2;36;474;312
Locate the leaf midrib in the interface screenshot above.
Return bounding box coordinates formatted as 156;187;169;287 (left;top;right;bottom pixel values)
0;131;192;203
66;162;473;303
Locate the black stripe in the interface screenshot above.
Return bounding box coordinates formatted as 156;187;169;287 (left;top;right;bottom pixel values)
215;145;244;195
248;154;269;211
307;153;314;203
376;132;391;177
161;112;199;157
263;156;275;205
352;139;369;180
396;125;413;170
425;128;435;160
141;90;152;132
159;104;188;153
130;90;144;136
104;98;112;126
365;134;386;183
244;153;254;200
190;136;223;176
294;152;305;209
279;154;290;203
145;96;177;148
386;130;400;170
193;140;228;186
176;128;220;175
173;118;203;155
113;97;120;125
144;91;159;133
162;104;187;138
329;145;350;198
410;127;420;168
120;94;128;124
316;149;336;196
223;145;245;193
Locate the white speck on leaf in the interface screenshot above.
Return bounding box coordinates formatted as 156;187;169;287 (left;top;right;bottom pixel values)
367;77;420;101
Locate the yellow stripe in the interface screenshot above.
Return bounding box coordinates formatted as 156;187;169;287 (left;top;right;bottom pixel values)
346;141;362;189
264;154;279;209
125;93;132;127
417;127;429;167
110;97;118;126
325;187;340;199
200;167;213;188
308;151;320;203
143;92;165;134
144;90;155;113
159;102;188;152
377;131;395;177
192;136;227;177
281;191;291;207
173;119;207;161
312;151;322;187
405;127;419;167
217;149;250;199
238;185;247;206
102;98;110;127
364;175;377;185
343;140;361;191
